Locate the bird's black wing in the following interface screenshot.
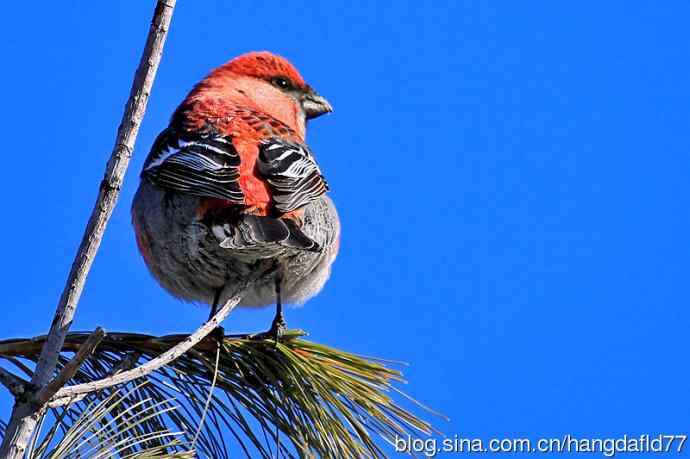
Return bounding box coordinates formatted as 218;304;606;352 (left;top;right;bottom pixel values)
142;128;244;203
257;137;329;214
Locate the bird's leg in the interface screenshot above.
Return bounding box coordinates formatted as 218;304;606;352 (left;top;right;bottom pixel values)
208;286;225;343
268;268;287;344
208;287;222;321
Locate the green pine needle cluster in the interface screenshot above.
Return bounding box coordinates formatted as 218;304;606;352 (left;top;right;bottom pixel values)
0;329;442;458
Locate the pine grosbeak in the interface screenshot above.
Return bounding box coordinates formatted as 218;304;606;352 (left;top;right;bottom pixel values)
132;51;339;337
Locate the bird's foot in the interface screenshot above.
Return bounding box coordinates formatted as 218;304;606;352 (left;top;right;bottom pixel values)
268;312;287;346
253;312;287;346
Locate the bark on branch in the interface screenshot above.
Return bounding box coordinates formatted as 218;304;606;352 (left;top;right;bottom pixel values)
0;2;176;457
54;286;246;399
34;327;106;405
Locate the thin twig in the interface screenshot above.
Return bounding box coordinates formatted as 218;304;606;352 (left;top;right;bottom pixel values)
0;368;28;398
47;393;88;409
53;283;248;400
34;327;106;405
0;2;176;457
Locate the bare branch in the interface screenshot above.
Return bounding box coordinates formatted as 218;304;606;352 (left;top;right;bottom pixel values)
31;0;175;390
0;368;28;398
0;2;176;457
34;327;106;405
47;393;88;409
54;284;246;399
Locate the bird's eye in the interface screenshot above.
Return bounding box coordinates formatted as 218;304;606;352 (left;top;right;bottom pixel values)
272;77;292;89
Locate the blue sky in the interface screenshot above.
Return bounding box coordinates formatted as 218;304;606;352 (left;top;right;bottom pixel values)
1;0;689;456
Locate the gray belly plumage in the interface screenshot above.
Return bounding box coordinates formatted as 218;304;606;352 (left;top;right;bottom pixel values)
131;181;340;308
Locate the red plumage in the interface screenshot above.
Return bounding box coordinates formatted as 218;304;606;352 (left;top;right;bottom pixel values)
133;51;338;320
170;52;313;215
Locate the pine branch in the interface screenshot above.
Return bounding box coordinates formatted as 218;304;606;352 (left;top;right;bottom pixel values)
34;328;106;405
0;330;443;458
51;278;254;401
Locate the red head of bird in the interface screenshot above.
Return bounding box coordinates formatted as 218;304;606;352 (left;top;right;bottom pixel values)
177;51;332;140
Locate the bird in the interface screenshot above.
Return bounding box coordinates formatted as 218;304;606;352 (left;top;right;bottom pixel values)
132;51;339;339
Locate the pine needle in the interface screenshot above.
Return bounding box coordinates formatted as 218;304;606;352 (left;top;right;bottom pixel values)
0;329;443;458
192;342;221;450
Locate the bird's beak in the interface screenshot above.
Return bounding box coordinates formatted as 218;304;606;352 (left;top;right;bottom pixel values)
301;88;333;120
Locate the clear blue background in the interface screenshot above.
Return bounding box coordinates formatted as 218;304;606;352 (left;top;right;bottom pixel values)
0;1;688;456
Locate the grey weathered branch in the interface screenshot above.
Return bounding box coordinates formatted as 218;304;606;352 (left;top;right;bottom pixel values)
34;327;106;405
47;393;88;409
53;287;245;399
47;348;139;408
0;2;176;457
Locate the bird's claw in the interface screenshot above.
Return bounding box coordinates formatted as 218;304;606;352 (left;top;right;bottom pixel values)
268;313;287;346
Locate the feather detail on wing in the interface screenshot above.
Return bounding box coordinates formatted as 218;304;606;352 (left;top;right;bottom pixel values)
211;214;321;252
142;128;244;203
257;137;329;214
